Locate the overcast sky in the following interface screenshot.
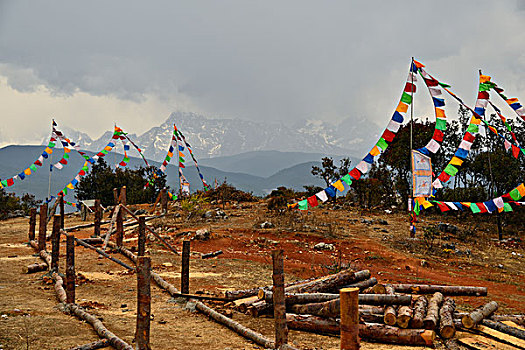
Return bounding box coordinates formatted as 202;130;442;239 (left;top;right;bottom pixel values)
1;0;525;147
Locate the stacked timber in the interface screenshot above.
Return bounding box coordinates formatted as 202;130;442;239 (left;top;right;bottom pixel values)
224;270;524;348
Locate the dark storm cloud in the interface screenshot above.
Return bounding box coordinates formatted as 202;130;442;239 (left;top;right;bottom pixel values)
1;0;525;141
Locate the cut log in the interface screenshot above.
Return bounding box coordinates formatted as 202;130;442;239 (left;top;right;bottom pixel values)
411;295;428;329
290;269;371;294
362;283;387;295
79;237;104;245
481;319;525;341
285;314;435;346
458;336;519;350
68;339;110;350
288;294;411;318
260;291;339;304
340;277;378;291
494;316;525;327
396;306;413;329
501;320;525;331
470;325;525;349
383;285;397;326
462;301;498;329
423;292;443;330
224;276;324;300
23;262;48;274
391;284;487;296
201;250;223;259
439;297;456;339
248;300;272;317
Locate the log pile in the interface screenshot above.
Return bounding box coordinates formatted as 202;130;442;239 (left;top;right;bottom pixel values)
224;269;525;348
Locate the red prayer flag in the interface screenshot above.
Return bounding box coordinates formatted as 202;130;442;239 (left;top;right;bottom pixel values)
349;168;362;180
307;195;319;208
512;145;520;158
404;83;416;93
59;159;68;165
437;202;450;212
438;172;451;182
477;91;489;99
464;132;475;143
6;178;14;186
381;130;396;142
477;203;488;213
433;129;444;142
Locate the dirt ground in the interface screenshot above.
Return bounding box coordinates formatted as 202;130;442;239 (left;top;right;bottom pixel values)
0;201;523;350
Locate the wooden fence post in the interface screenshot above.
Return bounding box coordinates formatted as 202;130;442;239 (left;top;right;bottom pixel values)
66;233;75;304
340;287;360;350
138;216;146;256
113;188;119;205
94;199;101;237
161;188;168;214
51;214;61;272
116;208;123;248
59;193;65;229
272;249;288;348
38;203;48;251
136;256;151;350
181;240;190;294
29;208;37;241
120;187;127;219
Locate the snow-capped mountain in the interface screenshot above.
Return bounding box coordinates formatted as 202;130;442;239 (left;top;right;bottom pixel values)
45;112;380;161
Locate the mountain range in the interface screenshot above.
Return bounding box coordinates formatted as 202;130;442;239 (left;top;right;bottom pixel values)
45;111;379;162
0;146;360;203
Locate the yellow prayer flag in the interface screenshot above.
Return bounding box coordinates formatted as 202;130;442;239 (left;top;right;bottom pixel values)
396;102;408;113
104;146;112;151
470;117;481;125
66;183;75;189
450;157;464;166
460;202;471;207
24;168;32;175
370;146;380;156
167;151;173;157
332;180;344;192
179;152;185;157
422;200;433;209
64;148;71;153
479;75;491;83
435;108;446;119
507;98;519;104
498;207;504;213
44;147;53;154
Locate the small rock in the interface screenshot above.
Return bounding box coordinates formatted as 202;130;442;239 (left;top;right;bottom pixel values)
260;221;274;229
184;301;197;312
215;210;226;217
120;304;127;308
203;210;214;218
195;229;210;241
420;260;428;267
313;242;335;251
162;262;173;267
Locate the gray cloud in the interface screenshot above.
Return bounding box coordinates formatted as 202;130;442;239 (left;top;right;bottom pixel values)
1;0;525;143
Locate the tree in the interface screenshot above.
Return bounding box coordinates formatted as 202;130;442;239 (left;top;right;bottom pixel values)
311;157;351;198
0;189;41;220
75;158;167;206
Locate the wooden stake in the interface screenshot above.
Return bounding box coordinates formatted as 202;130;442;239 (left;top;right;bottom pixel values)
51;214;61;272
136;256;151;350
29;208;37;241
113;188;119;205
120;186;127;206
161;188;168;214
66;233;75;304
181;240;190;294
94;199;101;237
138;216;146;256
272;249;288;348
340;287;359;350
38;203;48;251
116;207;123;248
59;193;65;229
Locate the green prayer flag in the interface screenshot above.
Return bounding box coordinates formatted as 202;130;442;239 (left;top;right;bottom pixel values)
438;82;451;88
413;204;420;216
503;203;513;212
444;164;458;176
179;157;185;162
298;200;308;210
466;124;479;133
500;93;508;100
1;180;7;187
48;142;56;148
165;156;171;162
377;138;388;151
341;174;353;186
62;188;68;195
64;153;70;159
123;157;130;163
29;164;37;171
435;118;447;131
101;149;108;155
400;92;412;104
509;188;521;200
470;204;481;213
479;82;495;91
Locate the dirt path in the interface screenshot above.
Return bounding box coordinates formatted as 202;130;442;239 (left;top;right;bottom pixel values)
0;203;523;349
